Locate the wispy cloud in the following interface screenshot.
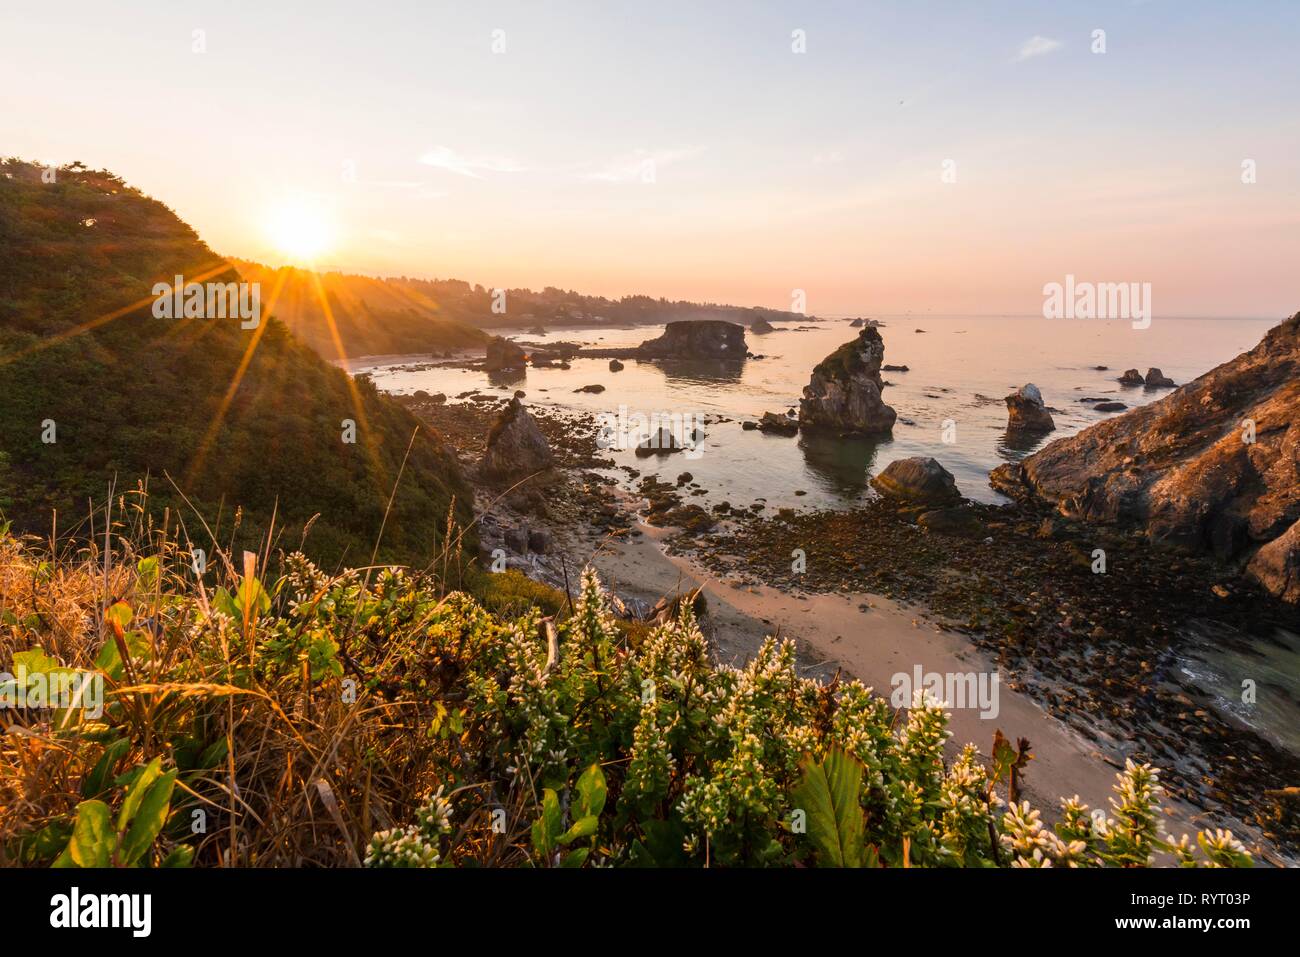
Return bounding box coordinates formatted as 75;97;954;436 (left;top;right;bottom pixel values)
1015;35;1061;61
418;146;527;178
583;147;703;183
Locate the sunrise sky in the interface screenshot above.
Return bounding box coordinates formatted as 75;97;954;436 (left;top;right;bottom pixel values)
4;0;1298;317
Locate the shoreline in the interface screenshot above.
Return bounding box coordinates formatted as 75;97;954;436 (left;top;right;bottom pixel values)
402;391;1297;864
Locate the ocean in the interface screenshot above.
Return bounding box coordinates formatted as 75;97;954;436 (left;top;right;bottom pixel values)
355;314;1279;511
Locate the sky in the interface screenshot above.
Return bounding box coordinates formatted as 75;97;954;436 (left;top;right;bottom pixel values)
3;0;1298;317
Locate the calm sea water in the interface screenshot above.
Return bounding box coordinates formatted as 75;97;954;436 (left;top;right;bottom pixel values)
357;315;1278;511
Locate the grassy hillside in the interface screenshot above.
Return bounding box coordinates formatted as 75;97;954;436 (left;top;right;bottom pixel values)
231;260;489;358
0;159;472;566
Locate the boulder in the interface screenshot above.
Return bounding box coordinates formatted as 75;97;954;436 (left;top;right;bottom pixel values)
503;524;530;553
480;398;555;479
798;327;897;434
757;411;799;436
871;457;961;505
990;311;1300;600
574;384;605;394
848;318;864;327
1093;401;1127;412
527;528;553;554
485;336;526;371
637;320;746;359
1246;518;1300;603
635;428;683;457
1005;384;1055;433
1145;368;1177;388
1118;369;1144;385
609;359;624;372
918;506;987;539
750;317;775;334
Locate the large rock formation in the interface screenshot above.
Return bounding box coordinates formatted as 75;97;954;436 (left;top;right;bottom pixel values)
485;336;526;371
636;320;746;359
480;399;555;479
798;327;897;434
871;457;961;505
1005;383;1055;433
991;312;1300;601
750;316;775;334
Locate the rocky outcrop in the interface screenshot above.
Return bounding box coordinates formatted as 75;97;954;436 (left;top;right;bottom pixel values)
637;320;746;359
480;398;555;479
1118;369;1144;385
1246;518;1300;603
1145;368;1177;388
757;411;799;435
750;317;775;334
609;359;624;372
635;428;683;457
1005;384;1055;433
485;336;526;371
798;327;897;434
991;312;1300;601
871;457;960;505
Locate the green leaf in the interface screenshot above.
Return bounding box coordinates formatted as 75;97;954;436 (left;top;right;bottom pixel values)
94;629;151;682
574;762;607;819
559;846;590;868
116;756;163;833
82;738;131;798
136;556;160;589
160;845;194;868
530;788;562;857
791;747;866;868
64;800;114;868
120;769;178;866
12;647;60;676
212;587;237;619
236;575;271;616
558;814;598;846
104;602;133;630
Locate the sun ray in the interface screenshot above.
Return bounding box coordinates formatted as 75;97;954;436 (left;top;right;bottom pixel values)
0;261;235;367
181;269;290;490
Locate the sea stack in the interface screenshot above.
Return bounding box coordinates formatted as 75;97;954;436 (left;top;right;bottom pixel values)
1005;384;1055;433
480;398;555;480
485;336;526;372
637;320;746;359
798;326;897;434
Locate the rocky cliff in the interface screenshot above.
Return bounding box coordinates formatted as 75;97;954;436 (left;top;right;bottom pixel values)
798;327;897;434
991;312;1300;602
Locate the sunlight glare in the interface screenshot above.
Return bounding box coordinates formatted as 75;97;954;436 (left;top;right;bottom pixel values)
264;198;337;263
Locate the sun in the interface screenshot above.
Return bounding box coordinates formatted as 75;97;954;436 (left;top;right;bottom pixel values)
264;198;337;263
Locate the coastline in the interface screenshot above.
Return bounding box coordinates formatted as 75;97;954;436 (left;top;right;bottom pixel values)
399;382;1298;866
